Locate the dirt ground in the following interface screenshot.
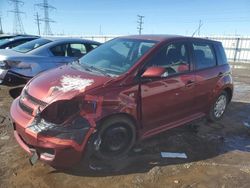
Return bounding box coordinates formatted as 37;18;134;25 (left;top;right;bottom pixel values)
0;68;250;188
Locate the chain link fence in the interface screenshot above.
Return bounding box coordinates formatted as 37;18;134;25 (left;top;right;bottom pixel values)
53;35;250;64
206;36;250;63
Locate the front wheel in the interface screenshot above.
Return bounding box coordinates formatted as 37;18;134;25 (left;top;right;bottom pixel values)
208;91;228;122
93;116;136;160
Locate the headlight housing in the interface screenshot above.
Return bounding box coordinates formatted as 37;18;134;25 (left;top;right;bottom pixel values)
40;99;82;124
40;97;98;125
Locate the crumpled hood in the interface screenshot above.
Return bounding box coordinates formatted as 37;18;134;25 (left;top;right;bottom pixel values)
25;65;112;104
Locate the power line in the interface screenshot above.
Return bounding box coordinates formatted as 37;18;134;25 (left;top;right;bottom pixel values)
137;15;144;35
8;0;25;34
0;15;3;34
34;12;41;35
35;0;56;35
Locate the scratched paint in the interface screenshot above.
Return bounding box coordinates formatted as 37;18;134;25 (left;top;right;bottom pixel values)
53;75;94;92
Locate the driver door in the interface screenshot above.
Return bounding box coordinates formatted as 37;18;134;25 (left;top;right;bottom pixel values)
140;41;196;135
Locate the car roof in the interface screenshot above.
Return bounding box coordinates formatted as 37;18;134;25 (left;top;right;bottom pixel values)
11;36;39;40
0;34;39;39
119;34;219;43
42;37;101;44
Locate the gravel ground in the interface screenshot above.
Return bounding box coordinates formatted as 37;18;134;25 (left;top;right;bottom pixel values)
0;68;250;188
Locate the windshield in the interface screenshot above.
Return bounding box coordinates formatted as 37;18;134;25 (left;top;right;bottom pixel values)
77;38;157;76
12;38;51;53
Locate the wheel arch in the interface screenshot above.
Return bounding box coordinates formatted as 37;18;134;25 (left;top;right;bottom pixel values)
97;112;139;131
223;87;233;103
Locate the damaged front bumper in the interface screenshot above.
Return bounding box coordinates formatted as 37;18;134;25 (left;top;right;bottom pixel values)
11;98;95;167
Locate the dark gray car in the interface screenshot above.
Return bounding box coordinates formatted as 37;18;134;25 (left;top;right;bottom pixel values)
0;37;100;85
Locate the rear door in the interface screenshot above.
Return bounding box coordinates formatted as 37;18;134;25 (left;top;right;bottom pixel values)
191;40;222;113
140;41;196;134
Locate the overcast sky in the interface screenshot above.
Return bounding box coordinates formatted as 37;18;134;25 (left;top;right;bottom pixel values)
0;0;250;36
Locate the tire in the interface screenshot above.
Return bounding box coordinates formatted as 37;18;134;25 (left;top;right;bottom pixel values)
92;115;136;160
208;91;228;122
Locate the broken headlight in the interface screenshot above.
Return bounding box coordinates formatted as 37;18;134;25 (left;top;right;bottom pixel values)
40;96;98;125
29;97;98;144
40;99;82;124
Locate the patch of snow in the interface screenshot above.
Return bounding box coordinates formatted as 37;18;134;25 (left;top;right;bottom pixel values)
243;121;250;128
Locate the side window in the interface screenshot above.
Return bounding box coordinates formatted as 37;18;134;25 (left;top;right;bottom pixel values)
91;44;99;49
138;42;155;56
192;42;216;70
145;42;189;77
215;43;228;65
68;43;87;58
50;44;67;57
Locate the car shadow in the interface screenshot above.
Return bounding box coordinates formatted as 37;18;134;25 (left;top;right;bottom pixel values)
49;100;250;177
8;86;24;99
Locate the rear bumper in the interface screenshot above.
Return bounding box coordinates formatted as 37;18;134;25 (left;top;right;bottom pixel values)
11;98;95;167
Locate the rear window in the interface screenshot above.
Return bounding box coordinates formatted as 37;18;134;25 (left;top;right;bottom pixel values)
0;38;10;46
5;38;34;49
192;42;216;70
12;38;51;53
215;43;228;65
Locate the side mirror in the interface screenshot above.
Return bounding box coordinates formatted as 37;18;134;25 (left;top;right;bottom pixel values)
141;66;166;78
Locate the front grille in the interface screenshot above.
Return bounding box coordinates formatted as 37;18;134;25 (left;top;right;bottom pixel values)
24;90;47;106
18;89;48;116
19;99;33;115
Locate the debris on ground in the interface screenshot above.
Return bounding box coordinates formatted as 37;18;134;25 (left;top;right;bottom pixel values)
0;115;6;124
174;180;180;184
0;135;10;140
160;152;187;159
243;121;250;128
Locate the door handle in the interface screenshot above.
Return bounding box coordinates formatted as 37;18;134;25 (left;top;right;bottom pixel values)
185;80;195;87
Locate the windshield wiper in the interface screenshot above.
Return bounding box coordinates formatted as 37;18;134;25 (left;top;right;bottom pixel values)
87;65;111;77
72;61;93;72
74;61;111;77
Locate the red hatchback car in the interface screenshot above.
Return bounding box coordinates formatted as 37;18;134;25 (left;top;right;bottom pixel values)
10;35;233;167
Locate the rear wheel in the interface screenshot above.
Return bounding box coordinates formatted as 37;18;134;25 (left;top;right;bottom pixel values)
208;91;228;122
93;116;136;160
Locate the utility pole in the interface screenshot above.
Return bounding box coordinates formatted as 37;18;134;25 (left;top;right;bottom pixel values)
35;0;56;35
198;20;202;36
35;12;41;35
137;15;144;35
0;16;3;34
8;0;25;34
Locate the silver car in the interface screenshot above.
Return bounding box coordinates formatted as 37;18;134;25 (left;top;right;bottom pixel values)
0;37;100;85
